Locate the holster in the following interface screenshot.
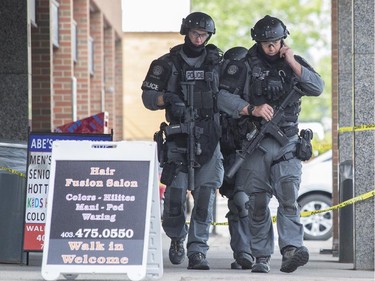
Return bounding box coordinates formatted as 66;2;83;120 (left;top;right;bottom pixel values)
296;129;313;161
160;161;178;186
154;122;168;166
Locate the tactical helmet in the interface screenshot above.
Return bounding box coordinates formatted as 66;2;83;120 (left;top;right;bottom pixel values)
251;15;289;42
180;12;216;35
224;46;248;61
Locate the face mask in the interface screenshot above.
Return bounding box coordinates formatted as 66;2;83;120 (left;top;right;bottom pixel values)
183;35;206;58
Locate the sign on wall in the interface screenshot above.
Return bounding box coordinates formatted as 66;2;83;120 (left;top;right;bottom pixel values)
23;133;112;251
41;141;162;281
54;112;109;134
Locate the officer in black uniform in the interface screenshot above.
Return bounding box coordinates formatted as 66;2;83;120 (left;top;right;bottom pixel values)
217;15;324;273
219;46;255;270
141;12;224;270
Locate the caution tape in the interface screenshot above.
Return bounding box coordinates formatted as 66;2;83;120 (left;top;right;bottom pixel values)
300;189;375;216
312;143;332;151
207;189;375;226
338;124;375;134
0;166;26;178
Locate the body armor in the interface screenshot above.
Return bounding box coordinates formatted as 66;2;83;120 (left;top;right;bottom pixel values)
246;45;301;124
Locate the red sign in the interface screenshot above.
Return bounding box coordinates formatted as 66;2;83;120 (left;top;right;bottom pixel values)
54;112;108;134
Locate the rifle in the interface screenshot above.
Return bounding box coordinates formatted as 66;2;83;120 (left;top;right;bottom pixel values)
164;81;202;190
225;85;305;179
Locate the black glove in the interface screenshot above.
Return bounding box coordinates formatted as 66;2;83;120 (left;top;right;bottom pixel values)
267;80;284;100
163;93;186;119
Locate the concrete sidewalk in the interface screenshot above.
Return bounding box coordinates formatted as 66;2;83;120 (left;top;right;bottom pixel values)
0;230;374;281
1;197;374;280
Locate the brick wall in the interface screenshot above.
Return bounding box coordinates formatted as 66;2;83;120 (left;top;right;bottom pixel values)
104;27;115;132
89;10;103;116
115;40;123;140
74;0;90;118
30;0;123;138
53;0;74;128
31;0;52;131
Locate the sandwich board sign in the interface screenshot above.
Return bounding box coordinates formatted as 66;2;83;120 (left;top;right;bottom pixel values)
41;141;163;280
24;132;113;252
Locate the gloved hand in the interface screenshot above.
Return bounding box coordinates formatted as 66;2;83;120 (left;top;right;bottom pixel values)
267;80;284;100
163;92;186;119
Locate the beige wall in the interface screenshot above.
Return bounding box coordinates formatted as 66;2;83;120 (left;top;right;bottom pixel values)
93;0;122;36
123;32;183;140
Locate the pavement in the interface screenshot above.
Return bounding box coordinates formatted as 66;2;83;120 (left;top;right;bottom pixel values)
1;196;374;281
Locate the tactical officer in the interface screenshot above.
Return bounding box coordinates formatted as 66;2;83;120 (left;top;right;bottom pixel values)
217;15;324;273
219;46;255;270
141;12;224;270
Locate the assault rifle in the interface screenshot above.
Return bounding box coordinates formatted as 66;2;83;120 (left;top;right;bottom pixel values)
164;81;202;190
225;85;305;179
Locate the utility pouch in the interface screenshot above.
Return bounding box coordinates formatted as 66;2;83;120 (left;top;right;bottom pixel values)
160;161;178;186
154;122;168;166
296;129;313;161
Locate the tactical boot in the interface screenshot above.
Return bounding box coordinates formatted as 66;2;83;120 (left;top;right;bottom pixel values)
187;252;210;270
280;245;309;273
230;261;242;269
235;252;255;269
251;256;271;273
169;239;185;265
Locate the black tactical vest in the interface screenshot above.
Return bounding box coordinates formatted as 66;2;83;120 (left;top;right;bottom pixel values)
167;45;222;165
246;45;301;123
169;44;221;120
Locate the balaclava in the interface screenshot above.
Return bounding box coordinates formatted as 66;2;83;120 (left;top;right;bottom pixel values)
182;35;206;58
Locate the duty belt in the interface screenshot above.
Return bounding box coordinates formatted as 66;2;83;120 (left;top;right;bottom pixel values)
280;126;299;137
271;151;296;166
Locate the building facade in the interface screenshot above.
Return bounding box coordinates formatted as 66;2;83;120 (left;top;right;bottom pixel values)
0;0;123;142
30;0;123;140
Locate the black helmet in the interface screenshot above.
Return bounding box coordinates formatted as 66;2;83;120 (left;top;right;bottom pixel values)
180;12;216;35
251;15;289;42
224;46;248;60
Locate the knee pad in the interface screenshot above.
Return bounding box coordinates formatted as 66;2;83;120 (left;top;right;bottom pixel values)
193;186;215;222
233;191;249;218
165;187;185;217
226;199;239;222
279;180;298;215
251;192;269;222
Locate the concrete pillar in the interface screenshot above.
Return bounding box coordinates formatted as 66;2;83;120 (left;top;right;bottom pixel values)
0;0;29;142
352;0;374;271
336;0;375;270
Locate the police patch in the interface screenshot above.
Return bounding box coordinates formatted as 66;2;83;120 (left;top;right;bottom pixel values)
141;59;172;92
227;64;239;75
152;65;163;76
185;70;205;81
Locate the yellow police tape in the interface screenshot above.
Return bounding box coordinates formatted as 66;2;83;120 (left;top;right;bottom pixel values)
210;189;375;226
3;162;373;227
273;189;375;224
338;124;375;133
0;166;26;178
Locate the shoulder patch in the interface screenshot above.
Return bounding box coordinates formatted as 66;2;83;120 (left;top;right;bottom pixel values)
219;60;247;94
151;63;164;77
227;64;239;75
142;59;171;91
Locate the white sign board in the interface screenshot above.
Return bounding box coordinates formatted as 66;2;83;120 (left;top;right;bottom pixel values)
41;141;163;280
